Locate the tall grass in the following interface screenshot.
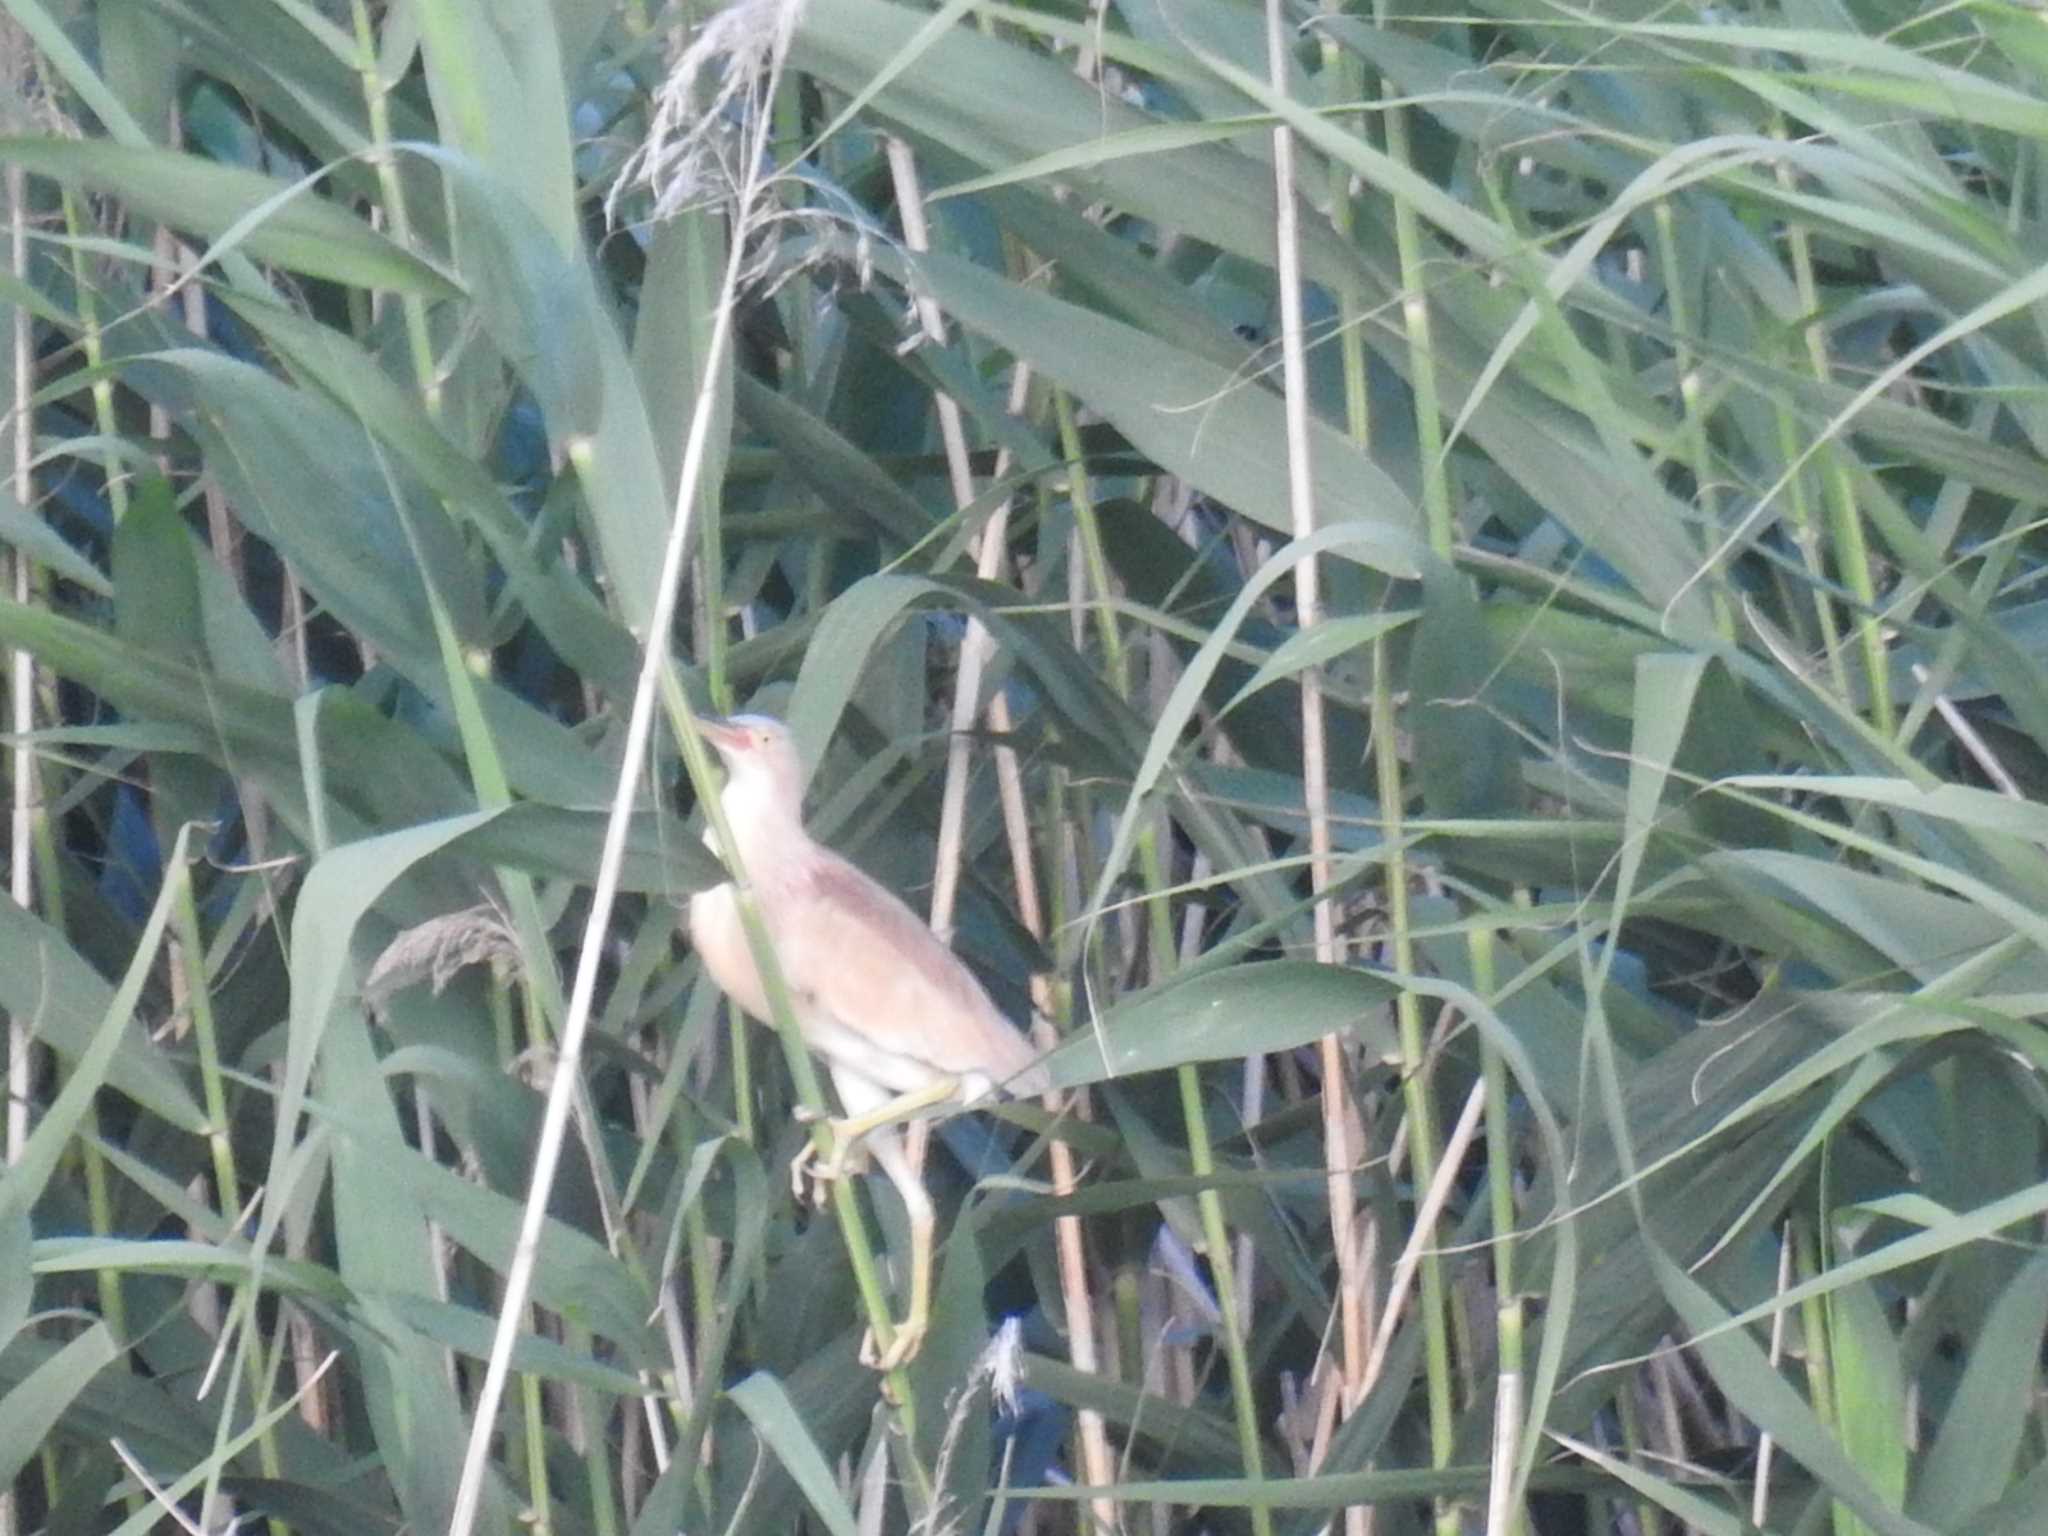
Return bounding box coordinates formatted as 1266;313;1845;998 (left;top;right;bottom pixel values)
2;1;2046;1533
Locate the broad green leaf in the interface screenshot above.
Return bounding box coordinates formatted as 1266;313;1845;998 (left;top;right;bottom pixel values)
0;137;456;296
0;1323;120;1486
220;288;641;695
0;891;205;1133
1043;961;1399;1087
1653;1250;1936;1536
1826;1275;1909;1530
1912;1250;2048;1528
428;149;674;634
727;1372;861;1536
894;248;1423;542
0;827;203;1195
414;0;578;251
0;484;111;596
1219;611;1415;720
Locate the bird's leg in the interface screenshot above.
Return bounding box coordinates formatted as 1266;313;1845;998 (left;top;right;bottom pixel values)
856;1125;934;1372
785;1075;961;1208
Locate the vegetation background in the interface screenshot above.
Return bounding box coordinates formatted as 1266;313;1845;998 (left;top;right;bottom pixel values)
3;0;2046;1533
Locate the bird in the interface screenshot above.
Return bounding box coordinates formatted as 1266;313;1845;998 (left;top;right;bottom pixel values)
685;713;1051;1370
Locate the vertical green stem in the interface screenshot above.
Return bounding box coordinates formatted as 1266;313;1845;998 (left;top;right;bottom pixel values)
1317;25;1375;1525
57;188;134;1364
1795;1214;1849;1536
350;0;441;417
1373;12;1450;557
1373;636;1457;1521
1180;1067;1274;1536
522;1371;554;1535
1650;199;1735;643
1055;388;1177;973
1777;121;1890;734
1368;13;1460;1518
174;879;295;1502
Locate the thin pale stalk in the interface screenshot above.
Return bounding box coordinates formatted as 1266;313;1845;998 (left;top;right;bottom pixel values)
1363;1079;1483;1390
1755;1225;1794;1529
885;133;1005;939
1267;17;1364;1536
1474;927;1524;1536
1031;756;1121;1521
0;113;20;1536
6;154;31;1168
1006;642;1118;1529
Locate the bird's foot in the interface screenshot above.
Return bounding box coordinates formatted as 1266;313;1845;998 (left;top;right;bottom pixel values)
788;1121;865;1206
860;1315;929;1374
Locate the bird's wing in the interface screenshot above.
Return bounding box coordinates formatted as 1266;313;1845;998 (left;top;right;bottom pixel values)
768;849;1045;1091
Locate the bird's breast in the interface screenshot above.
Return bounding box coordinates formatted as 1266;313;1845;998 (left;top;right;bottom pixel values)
687;881;774;1025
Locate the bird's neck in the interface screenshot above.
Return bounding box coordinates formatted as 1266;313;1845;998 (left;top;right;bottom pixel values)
712;775;811;871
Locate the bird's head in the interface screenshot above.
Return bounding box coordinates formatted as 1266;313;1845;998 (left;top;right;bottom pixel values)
697;714;807;826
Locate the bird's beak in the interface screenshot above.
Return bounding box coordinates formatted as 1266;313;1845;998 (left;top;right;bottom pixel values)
696;716;749;755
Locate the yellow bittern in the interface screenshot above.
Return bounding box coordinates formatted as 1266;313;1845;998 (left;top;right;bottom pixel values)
686;714;1048;1369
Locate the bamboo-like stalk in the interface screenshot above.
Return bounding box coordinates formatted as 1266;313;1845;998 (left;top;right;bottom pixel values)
1754;1224;1794;1529
1474;926;1526;1536
5;136;33;1175
883;135;994;943
1362;1080;1483;1391
1;139;29;1536
1267;5;1368;1533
